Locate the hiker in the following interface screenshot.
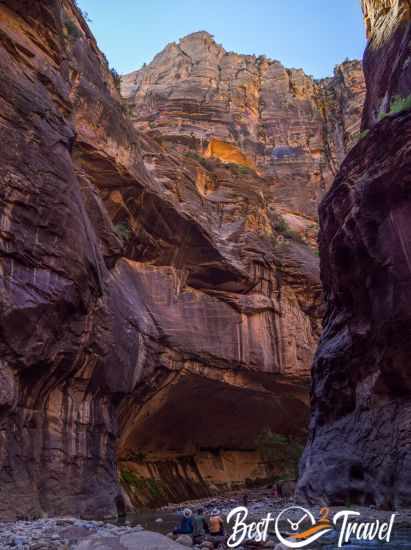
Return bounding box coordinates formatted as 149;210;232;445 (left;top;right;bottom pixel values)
207;508;225;549
209;508;224;536
192;507;209;544
173;508;193;535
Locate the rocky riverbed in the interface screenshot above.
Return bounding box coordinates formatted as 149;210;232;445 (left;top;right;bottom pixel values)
159;487;411;528
0;518;191;550
3;488;411;549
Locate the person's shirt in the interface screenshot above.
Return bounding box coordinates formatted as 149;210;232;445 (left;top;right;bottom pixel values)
192;514;208;536
209;515;224;534
180;516;193;533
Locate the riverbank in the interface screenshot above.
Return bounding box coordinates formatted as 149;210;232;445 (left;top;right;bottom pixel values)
0;518;190;550
2;487;411;549
159;486;411;528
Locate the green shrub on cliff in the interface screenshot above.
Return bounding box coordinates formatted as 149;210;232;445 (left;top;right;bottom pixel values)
389;94;411;115
378;94;411;120
114;222;131;242
120;470;165;502
273;216;288;234
353;129;369;142
236;164;253;175
256;428;304;479
80;9;92;23
64;20;81;39
110;68;121;92
272;214;305;244
121;469;141;486
184;151;214;170
225;163;254;176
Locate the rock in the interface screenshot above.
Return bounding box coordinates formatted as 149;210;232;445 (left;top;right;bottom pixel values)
73;530;188;549
121;531;189;549
277;480;296;499
175;534;193;547
0;0;362;518
155;518;164;523
122;32;365;219
361;0;411;128
297;0;411;508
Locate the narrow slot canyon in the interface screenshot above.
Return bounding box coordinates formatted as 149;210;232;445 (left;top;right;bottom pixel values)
3;1;411;541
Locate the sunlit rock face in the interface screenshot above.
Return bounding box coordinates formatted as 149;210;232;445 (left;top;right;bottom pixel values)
121;31;365;218
297;0;411;508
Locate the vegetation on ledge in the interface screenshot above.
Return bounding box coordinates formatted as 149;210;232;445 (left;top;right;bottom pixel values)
272;214;305;244
378;94;411;121
256;428;304;479
114;222;131;243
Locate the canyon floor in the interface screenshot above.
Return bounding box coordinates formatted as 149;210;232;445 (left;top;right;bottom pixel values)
2;487;411;549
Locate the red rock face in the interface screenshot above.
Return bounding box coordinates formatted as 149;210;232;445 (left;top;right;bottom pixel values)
122;32;365;219
0;2;362;517
297;0;411;508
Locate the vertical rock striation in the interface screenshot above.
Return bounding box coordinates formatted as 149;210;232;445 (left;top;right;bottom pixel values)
297;0;411;508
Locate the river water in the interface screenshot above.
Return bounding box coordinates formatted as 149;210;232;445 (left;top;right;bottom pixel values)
320;529;411;549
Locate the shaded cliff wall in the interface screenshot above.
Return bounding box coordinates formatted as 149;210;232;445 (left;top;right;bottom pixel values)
297;0;411;508
0;0;329;518
361;0;411;128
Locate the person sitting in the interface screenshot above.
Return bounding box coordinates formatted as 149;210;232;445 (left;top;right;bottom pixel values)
209;508;224;536
173;508;193;535
192;507;209;544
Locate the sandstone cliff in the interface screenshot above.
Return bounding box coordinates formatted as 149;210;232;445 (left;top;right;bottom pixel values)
121;32;365;219
297;0;411;508
0;1;362;518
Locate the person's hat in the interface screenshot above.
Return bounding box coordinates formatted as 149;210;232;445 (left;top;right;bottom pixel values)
183;508;192;518
211;508;220;516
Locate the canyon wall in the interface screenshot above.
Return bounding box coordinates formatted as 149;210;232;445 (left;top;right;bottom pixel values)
0;1;363;518
361;0;411;128
119;32;366;507
122;32;365;219
297;0;411;508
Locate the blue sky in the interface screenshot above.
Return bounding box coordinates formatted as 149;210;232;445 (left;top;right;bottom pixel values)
76;0;366;79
